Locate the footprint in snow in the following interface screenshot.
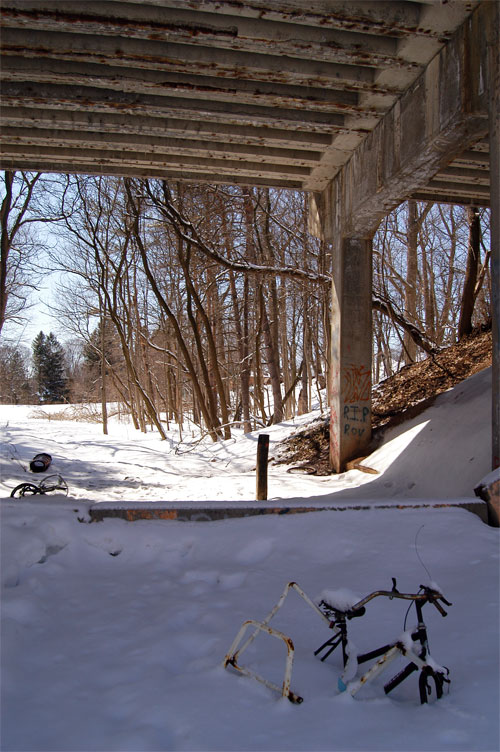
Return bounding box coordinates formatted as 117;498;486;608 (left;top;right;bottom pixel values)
236;538;275;565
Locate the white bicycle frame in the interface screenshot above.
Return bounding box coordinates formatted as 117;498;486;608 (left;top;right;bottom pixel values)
222;581;333;703
339;641;445;696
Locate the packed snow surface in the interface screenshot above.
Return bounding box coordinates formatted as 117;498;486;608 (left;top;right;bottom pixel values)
1;368;499;751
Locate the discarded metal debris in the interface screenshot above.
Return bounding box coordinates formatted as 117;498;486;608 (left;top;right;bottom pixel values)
223;579;451;705
223;582;327;703
29;452;52;473
10;474;69;498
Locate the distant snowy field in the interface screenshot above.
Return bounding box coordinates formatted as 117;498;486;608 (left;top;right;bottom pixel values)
1;368;499;751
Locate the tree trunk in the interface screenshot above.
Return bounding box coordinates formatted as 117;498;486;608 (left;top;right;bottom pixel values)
0;172;14;335
458;207;480;339
260;287;284;424
403;200;419;364
100;312;108;435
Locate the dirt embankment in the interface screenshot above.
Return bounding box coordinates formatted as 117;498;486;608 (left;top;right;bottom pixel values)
275;326;493;475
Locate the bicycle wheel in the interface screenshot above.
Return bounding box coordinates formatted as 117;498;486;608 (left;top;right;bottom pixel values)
39;475;68;496
10;483;41;498
419;667;447;704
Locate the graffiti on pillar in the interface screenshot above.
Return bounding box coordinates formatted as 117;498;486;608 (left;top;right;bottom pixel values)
343;363;371;403
343;404;370;437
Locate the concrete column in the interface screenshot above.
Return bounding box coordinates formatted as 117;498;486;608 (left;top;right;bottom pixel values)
488;0;500;470
330;236;373;473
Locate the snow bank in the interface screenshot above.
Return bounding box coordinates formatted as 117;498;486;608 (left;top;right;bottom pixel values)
1;501;498;751
1;367;498;750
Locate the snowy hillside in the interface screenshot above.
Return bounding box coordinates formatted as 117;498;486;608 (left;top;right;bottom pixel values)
0;367;494;506
1;367;499;751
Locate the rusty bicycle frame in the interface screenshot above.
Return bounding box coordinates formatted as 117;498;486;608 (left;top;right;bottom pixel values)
223;579;451;705
223;582;330;704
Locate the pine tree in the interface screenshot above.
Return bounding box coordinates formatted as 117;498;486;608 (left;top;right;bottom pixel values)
32;331;69;403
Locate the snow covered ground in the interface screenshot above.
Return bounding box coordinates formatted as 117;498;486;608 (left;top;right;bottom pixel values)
1;368;499;751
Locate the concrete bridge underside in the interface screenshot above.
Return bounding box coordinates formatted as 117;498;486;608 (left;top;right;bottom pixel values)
1;0;498;473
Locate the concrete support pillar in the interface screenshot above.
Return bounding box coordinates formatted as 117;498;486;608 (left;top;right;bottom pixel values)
330;236;373;473
488;0;500;470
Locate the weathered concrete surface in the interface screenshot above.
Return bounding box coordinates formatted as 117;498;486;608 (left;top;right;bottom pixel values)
308;1;497;472
0;1;490;197
88;499;489;524
311;2;492;244
330;238;373;472
0;1;495;475
475;470;500;527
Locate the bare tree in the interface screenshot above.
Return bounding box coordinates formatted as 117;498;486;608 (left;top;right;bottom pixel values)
1;171;41;334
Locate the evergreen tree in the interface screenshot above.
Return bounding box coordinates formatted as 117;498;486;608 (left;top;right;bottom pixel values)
32;331;69;403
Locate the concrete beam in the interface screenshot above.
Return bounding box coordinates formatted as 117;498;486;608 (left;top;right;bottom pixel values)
434;166;490;184
87;497;489;523
0;158;304;190
1;56;372;118
308;3;494;472
0;127;322;167
311;2;490;241
0;106;333;150
0;142;311;181
0;82;347;132
113;0;472;41
411;191;490;209
419;180;490;201
0;3;421;72
0;27;385;92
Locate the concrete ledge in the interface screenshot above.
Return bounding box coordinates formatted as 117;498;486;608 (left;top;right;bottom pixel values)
89;498;489;523
474;468;500;526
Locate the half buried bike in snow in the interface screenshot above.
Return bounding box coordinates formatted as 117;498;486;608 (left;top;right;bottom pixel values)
223;579;451;705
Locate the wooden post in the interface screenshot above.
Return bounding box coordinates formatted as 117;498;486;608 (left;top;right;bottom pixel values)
488;0;500;470
256;434;269;500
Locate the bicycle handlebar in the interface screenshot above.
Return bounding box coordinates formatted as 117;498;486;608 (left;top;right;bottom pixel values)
430;598;448;617
347;582;452;617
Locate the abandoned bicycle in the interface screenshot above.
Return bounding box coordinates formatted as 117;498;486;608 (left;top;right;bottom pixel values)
315;579;451;704
223;579;451;705
10;474;69;498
